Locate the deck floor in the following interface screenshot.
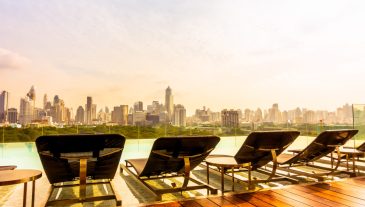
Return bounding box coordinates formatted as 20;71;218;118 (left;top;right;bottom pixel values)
142;176;365;207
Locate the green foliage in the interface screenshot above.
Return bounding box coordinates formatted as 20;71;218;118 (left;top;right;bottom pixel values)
0;122;359;143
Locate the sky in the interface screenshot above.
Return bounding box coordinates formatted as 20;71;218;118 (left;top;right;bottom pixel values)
1;0;365;115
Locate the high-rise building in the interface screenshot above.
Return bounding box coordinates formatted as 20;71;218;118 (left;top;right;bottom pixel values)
221;109;239;127
121;105;128;125
134;101;143;112
43;94;48;110
173;104;186;127
132;111;146;125
254;108;263;122
165;86;173;122
91;104;97;121
75;106;85;123
0;91;9;123
26;86;36;120
195;106;211;122
7;108;17;124
268;103;281;123
19;97;33;125
111;105;128;125
51;96;66;123
85;96;93;125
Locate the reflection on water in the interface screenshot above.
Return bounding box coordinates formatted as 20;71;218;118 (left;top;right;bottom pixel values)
0;136;356;170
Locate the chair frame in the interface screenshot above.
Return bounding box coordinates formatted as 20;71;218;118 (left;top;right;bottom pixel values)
121;148;218;200
41;150;123;206
120;137;218;200
274;130;358;181
205;131;300;188
36;134;125;206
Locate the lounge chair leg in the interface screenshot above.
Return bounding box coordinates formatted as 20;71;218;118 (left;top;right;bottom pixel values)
79;158;87;201
266;149;278;182
182;157;191;189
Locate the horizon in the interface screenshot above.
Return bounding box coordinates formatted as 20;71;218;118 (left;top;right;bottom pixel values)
1;1;365;115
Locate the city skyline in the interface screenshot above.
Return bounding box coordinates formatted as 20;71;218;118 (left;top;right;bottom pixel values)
1;1;365;113
0;85;353;120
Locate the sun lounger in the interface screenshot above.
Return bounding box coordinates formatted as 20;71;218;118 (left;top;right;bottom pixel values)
205;131;300;188
120;136;220;200
36;134;125;206
276;129;358;181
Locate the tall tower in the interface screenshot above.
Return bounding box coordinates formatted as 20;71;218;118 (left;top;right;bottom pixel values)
165;86;173;122
19;97;33;125
26;86;36;120
0;91;9;123
173;104;186;127
85;96;92;125
43;94;48;110
75;106;85;123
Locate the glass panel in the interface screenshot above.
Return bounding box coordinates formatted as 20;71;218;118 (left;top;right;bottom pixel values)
352;104;365;148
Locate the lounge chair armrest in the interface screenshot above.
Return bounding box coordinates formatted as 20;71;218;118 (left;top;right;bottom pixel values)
151;150;174;159
257;148;279;151
39;151;53;157
99;148;123;157
152;148;215;159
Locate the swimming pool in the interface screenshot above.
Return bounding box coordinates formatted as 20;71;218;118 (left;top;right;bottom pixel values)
0;135;326;169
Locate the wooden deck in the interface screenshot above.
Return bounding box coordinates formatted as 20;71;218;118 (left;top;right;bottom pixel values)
142;177;365;207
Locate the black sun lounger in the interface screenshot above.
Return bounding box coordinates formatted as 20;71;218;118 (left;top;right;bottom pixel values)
205;131;300;188
36;134;125;206
276;129;358;181
121;136;220;200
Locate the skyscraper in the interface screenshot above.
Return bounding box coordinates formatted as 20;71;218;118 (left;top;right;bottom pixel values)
7;108;17;124
173;104;186;127
165;86;173;122
26;86;36;120
75;106;85;124
134;101;143;112
43;94;48;110
221;109;239;127
121;105;128;126
19;97;33;125
85;96;92;125
51;95;66;123
0;91;9;123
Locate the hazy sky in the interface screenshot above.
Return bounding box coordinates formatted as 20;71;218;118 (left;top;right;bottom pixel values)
1;0;365;115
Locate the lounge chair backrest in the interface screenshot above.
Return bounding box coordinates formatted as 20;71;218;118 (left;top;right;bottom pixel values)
138;136;220;177
36;134;125;184
357;141;365;151
281;129;358;165
234;131;300;170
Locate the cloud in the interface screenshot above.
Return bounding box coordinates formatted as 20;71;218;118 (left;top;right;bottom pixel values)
0;48;30;70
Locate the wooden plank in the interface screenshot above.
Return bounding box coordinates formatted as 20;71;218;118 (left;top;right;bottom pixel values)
223;195;256;207
208;196;237;207
234;193;275;207
179;200;203;207
340;177;365;188
260;191;310;207
314;183;365;202
194;198;220;207
145;203;182;207
252;192;294;207
306;185;365;205
291;185;359;207
280;187;346;207
330;181;365;195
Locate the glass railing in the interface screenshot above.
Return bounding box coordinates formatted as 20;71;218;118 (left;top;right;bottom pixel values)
353;104;365;148
0;121;358;169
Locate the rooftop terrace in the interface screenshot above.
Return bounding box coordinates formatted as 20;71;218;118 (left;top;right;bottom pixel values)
1;134;365;206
